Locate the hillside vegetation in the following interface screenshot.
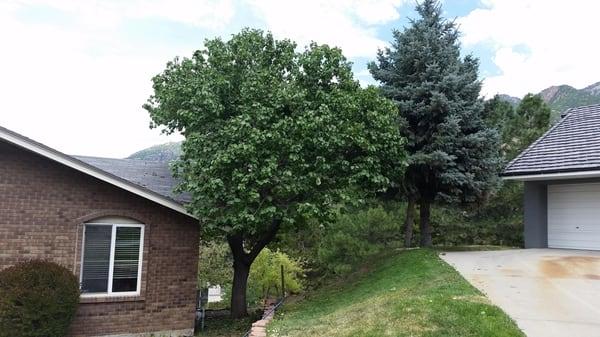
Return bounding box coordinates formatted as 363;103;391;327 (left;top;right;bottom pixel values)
268;249;524;337
540;84;600;114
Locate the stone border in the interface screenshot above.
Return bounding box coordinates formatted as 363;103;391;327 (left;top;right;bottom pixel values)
248;301;277;337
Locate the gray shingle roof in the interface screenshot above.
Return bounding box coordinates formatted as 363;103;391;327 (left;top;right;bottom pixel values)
504;104;600;176
74;156;190;203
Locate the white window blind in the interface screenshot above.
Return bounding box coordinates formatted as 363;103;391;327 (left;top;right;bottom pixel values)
81;225;111;293
80;222;144;296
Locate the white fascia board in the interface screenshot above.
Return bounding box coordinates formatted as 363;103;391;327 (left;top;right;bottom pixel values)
0;127;196;219
502;170;600;181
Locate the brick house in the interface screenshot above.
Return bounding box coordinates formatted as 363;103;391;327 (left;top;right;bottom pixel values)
0;125;200;337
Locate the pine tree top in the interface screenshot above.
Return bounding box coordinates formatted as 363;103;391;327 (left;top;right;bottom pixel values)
368;0;502;205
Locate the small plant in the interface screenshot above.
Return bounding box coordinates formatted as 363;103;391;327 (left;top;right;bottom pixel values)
0;260;80;337
248;248;304;302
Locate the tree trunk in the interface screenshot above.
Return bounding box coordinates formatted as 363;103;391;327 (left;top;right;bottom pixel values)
404;198;416;247
419;200;432;247
226;219;281;319
230;256;250;318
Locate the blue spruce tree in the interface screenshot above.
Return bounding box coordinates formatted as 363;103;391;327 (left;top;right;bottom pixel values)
369;0;502;247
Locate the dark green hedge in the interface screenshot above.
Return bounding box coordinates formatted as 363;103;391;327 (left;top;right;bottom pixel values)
0;260;80;337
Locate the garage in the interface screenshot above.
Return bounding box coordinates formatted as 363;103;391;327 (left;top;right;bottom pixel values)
547;183;600;250
502;104;600;250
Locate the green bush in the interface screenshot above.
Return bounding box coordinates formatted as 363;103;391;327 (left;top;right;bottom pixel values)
197;241;234;309
198;241;233;289
430;206;523;247
0;260;80;337
279;192;523;279
428;181;524;247
197;242;305;307
248;248;304;302
317;206;403;274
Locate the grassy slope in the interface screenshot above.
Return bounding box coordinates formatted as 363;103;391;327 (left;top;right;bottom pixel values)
269;249;524;337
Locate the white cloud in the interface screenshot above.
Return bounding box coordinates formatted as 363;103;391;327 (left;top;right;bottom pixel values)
245;0;406;58
0;0;236;157
0;0;406;157
459;0;600;97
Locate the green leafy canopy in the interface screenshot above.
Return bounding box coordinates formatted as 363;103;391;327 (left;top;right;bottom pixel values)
144;29;407;246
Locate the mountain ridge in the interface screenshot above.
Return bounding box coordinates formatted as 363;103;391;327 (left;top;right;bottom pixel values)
127;142;182;161
498;81;600;113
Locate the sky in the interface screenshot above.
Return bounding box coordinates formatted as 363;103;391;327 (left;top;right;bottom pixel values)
1;0;600;157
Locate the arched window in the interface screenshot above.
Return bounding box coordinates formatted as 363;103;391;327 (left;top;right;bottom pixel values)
80;217;144;297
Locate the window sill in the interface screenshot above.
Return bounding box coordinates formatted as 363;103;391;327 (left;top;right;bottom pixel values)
80;294;145;304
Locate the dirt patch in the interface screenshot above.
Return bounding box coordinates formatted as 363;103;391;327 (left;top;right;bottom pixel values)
500;268;524;278
539;256;600;279
539;259;570;278
451;294;491;305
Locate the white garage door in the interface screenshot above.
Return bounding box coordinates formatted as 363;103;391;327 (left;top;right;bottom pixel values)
548;183;600;250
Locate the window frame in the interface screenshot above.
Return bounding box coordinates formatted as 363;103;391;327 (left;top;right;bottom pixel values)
79;222;145;298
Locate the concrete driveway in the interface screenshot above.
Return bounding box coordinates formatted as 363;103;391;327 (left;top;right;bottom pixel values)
441;249;600;337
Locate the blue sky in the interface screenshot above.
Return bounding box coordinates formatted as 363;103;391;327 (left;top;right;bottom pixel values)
1;0;599;157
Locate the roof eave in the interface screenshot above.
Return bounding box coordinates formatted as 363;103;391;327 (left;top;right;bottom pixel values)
0;126;197;220
502;169;600;181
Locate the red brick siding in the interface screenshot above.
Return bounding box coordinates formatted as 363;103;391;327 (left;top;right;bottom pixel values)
0;140;199;336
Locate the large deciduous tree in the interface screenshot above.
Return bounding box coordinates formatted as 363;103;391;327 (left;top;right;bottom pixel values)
369;0;502;247
144;29;405;317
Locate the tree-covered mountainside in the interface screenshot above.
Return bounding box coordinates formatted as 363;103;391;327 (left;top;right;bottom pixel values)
540;84;600;113
498;81;600;117
127;141;181;161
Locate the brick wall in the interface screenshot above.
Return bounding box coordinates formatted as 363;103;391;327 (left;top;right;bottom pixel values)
0;140;200;337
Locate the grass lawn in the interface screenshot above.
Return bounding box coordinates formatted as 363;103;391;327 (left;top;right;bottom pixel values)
268;249;524;337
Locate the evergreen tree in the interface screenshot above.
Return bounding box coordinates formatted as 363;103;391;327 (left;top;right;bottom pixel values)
483;95;516;159
483;95;515;135
369;0;502;247
475;94;552;239
504;94;551;160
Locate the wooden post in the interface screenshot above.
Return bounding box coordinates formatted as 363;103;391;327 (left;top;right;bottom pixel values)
280;264;285;299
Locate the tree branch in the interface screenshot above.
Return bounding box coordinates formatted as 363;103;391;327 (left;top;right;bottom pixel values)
227;233;251;266
248;218;281;261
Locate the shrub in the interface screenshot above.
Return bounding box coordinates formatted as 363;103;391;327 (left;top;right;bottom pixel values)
317;206;403;274
197;241;233;308
0;260;80;337
428;182;524;248
198;241;233;290
197;242;305;307
248;248;304;303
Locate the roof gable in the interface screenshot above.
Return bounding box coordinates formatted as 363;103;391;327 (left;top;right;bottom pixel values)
504;104;600;179
0;125;195;219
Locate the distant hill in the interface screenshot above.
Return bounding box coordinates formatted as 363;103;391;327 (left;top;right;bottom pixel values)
497;81;600;115
127;142;182;161
539;83;600;113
